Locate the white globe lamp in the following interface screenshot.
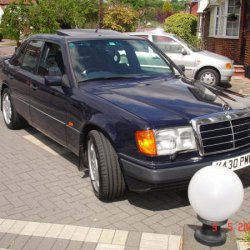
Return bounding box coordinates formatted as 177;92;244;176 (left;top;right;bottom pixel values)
188;166;244;246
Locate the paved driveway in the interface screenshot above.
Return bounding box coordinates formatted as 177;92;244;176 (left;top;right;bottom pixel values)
0;113;249;236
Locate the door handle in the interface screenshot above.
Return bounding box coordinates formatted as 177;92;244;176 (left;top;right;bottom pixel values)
9;74;15;80
30;83;38;91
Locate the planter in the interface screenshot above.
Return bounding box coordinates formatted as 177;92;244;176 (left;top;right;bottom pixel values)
227;14;238;22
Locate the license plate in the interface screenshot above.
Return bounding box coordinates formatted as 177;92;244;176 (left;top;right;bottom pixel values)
212;152;250;170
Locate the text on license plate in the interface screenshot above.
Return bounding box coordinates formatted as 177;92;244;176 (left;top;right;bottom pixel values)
212;152;250;170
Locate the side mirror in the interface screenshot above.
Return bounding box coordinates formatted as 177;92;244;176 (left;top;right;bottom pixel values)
182;48;187;56
44;75;62;87
178;65;185;72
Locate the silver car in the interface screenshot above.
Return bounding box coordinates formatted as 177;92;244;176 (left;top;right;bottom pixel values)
128;31;235;85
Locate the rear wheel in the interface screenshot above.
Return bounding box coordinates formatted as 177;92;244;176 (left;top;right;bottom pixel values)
87;130;126;200
197;68;220;86
2;88;26;129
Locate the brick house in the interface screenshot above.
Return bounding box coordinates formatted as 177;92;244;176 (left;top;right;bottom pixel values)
189;0;199;16
198;0;250;77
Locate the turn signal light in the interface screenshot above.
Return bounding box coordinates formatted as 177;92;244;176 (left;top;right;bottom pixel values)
135;130;157;156
226;63;232;69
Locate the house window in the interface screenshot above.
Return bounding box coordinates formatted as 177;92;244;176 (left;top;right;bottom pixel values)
209;0;241;38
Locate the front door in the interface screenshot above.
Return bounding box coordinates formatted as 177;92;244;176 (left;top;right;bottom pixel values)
29;42;68;146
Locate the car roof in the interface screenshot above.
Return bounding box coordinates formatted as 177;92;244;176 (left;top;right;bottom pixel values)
28;29;139;42
57;29;122;36
127;31;175;37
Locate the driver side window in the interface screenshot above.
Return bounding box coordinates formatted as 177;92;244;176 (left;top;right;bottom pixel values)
38;42;65;77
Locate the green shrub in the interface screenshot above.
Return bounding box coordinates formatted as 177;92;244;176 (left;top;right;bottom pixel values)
240;231;250;245
164;13;197;45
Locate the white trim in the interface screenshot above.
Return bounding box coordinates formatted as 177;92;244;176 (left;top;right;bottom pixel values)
209;0;241;39
208;35;240;39
197;0;209;13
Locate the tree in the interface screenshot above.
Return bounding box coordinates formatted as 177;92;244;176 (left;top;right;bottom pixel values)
156;1;173;24
107;0;163;24
103;4;139;32
30;0;98;33
171;0;188;12
0;0;32;42
0;0;99;40
162;2;172;12
29;0;59;33
164;13;197;44
107;0;145;9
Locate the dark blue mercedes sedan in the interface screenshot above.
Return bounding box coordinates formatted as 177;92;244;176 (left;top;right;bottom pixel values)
1;29;250;200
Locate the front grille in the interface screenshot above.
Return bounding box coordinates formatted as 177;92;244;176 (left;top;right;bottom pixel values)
192;111;250;156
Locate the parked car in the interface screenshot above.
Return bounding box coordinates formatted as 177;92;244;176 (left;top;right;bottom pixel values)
0;29;249;201
128;30;235;86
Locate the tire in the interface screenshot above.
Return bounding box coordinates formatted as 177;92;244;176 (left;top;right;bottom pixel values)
1;88;26;129
87;130;126;201
197;68;220;86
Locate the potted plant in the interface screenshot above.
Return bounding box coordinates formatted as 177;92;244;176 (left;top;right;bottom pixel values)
228;13;238;22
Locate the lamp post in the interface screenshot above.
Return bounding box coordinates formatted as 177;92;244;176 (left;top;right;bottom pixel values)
188;166;244;246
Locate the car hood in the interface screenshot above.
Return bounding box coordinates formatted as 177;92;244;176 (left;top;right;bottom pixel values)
195;50;232;63
82;76;250;128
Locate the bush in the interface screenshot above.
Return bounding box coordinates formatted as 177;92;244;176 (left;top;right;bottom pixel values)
240;231;250;245
103;4;139;32
0;32;3;41
164;13;197;45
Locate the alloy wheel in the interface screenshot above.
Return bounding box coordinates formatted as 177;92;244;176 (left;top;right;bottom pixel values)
87;139;100;192
200;72;216;85
2;93;12;125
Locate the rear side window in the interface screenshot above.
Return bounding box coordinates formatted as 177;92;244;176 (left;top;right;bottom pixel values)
9;41;27;66
134;35;149;40
21;40;43;73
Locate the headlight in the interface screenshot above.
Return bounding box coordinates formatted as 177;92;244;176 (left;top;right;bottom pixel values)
135;127;197;156
155;127;197;155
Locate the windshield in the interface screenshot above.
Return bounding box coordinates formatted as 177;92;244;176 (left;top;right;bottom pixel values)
173;35;201;52
68;39;175;83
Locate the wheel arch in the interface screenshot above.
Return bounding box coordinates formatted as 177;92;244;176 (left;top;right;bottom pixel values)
81;123;116;150
78;121;118;171
195;66;221;82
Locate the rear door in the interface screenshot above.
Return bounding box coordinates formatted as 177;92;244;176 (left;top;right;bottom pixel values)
7;40;43;122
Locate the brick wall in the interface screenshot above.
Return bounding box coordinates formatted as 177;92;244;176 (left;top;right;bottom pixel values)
190;2;198;16
244;31;250;66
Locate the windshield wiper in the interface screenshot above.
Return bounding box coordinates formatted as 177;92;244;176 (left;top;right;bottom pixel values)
78;76;136;83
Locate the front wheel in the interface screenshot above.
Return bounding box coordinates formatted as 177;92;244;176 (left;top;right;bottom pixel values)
2;88;26;129
197;68;220;86
87;130;126;201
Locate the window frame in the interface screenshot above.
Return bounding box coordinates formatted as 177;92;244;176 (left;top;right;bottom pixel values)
37;41;65;77
209;0;241;39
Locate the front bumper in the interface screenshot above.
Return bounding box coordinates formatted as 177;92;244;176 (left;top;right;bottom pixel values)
120;147;250;191
220;68;235;82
